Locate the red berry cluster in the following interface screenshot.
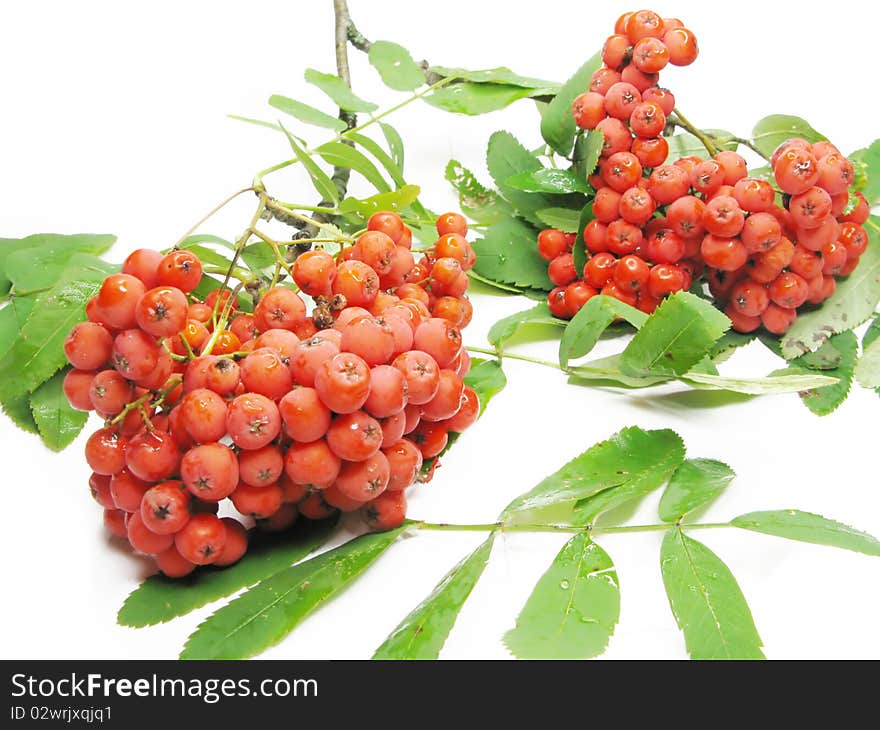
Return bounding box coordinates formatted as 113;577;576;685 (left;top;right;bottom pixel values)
540;9;868;334
62;210;479;578
544;9;699;319
718;140;867;333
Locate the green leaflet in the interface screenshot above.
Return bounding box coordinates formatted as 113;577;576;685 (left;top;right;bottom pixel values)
571;435;686;526
535;207;582;233
486;131;556;227
267;94;346;132
619;291;730;377
0;237;44;295
680;371;838;394
424;83;541;116
29;370;88;451
660;529;764;660
731;510;880;556
0;295;36;361
380;123;405;171
572;203;593;274
119;518;338;628
658;459;736;523
503;533;619;659
279;124;339;205
665;130;737;162
445;159;512;224
540;53;602;156
337;185;421;221
304;68;378;112
779;330;857;415
239;242;276;272
368;41;425;91
487;302;564;350
345;132;406;188
0;255;114;403
472;217;553;291
501;426;685;525
750;114;826;158
316;141;391;193
568;354;672;389
180;526;407;659
709;331;757;364
572;130;604;180
3;233;116;293
429;66;558;90
505;169;590;194
373;534;495;660
1;394;39;434
559;294;647;369
176;233;234;251
463;358;507;416
855;329;880;389
849;138;880;206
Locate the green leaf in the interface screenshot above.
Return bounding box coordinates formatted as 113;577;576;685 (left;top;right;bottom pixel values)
380;123;405;170
424;83;539;116
29;370;88;451
279;123;339;205
0;237;44;295
572;130;604;180
267;94;346;132
665;130;737;163
503;533;619;659
0;255;114;402
445;159;512;224
786;330;857;415
118;518;337;627
559;294;647;369
316;141;390;193
778;223;880;357
658;459;736;523
488;303;564;349
337;185;421;220
180;525;406;659
430;66;558;90
540;53;602;156
3;234;116;293
502;427;685;525
304;68;377;112
660;529;764;660
620;292;730;377
374;534;494;659
2;394;39;433
486;131;555;227
472;217;553;291
849;138;880;206
506;168;591;195
681;370;838;394
731;510;880;556
535;207;582;232
228;114;284;133
751;114;826;158
463;358;507;415
368;41;425;91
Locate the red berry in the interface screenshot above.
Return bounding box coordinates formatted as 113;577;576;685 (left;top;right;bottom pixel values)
292;250;337;297
226;393;282;450
702;196;745;238
327;411;383;462
284;440;341;489
253;287;307;332
89;369;134;417
332;260;380;308
368;211;406;244
663;27;698;65
231;481;283;519
141;481;191;535
314;352;372;414
435;212;468;237
363;491;407;531
214;518;249;566
614;255;650;292
122;249;163;289
278;387;332;442
157;251;202;293
537;229;570;261
647;264;687;299
701;235;748;272
175;513;226;565
96;274;147;330
109;468;150;512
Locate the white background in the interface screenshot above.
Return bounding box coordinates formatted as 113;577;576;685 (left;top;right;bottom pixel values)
2;0;879;660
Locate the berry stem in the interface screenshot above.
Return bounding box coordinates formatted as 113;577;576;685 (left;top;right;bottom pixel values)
416;520;733;535
669;107;719;157
712;134;770;163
